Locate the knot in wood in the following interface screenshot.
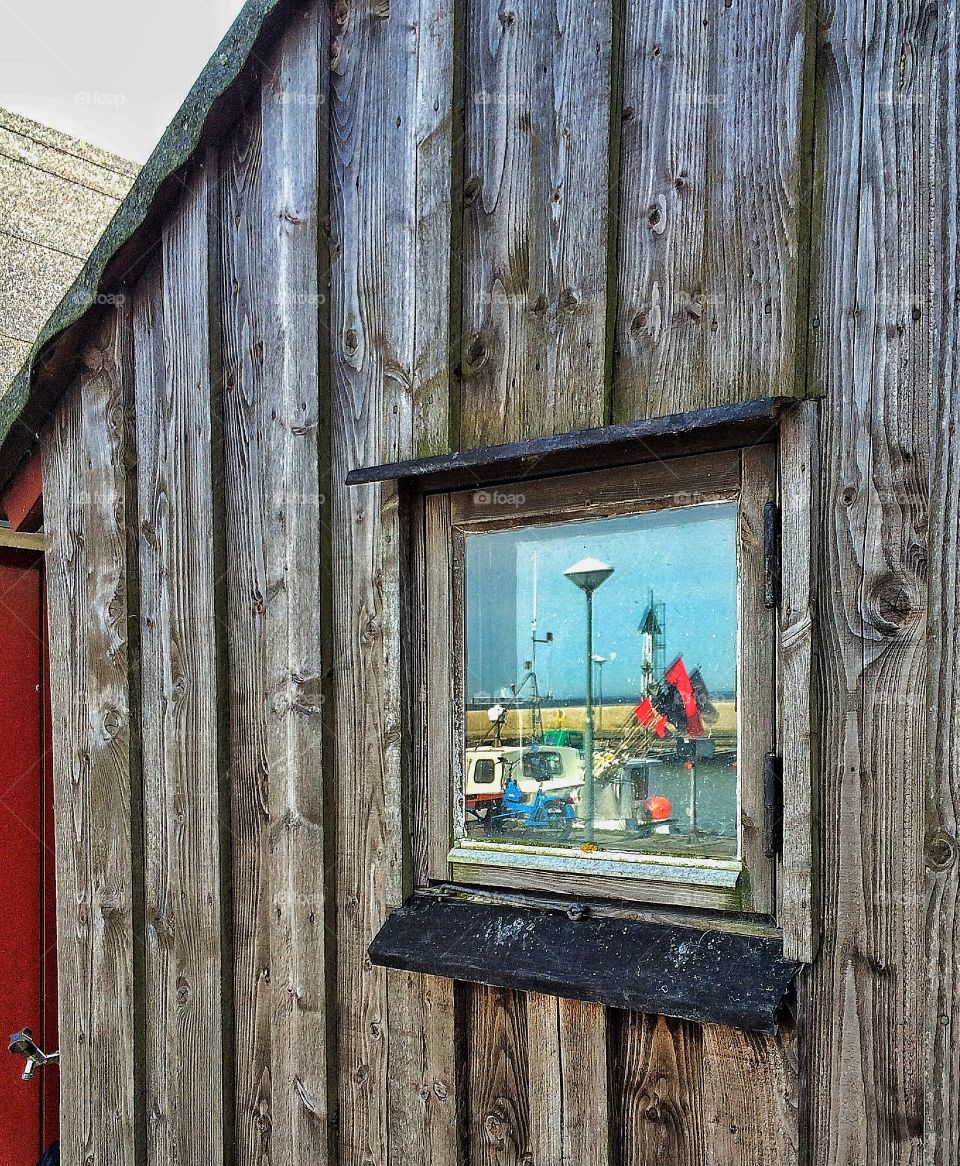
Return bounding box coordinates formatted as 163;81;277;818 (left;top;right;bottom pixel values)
483;1105;507;1142
866;575;918;634
100;705;123;741
254;1101;272;1134
559;287;580;312
463;175;482;206
81;346;105;372
621;105;635;123
682;290;705;320
175;976;191;1008
926;828;957;872
433;1079;448;1101
354;1063;369;1085
465;333;488;372
566;902;588;921
360;613;383;646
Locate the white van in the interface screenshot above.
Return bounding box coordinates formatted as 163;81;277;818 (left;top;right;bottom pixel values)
464;744;584;816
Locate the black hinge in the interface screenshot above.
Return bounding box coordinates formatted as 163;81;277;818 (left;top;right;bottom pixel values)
763;501;781;608
763;752;784;858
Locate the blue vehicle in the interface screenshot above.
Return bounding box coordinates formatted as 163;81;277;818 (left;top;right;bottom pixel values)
484;775;576;842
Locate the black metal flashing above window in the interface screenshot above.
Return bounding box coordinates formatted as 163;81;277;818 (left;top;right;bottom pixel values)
346;397;788;491
369;894;800;1032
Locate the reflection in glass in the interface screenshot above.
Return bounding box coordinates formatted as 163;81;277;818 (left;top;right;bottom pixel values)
461;503;738;861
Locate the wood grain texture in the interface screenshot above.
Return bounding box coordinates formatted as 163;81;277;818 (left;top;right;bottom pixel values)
701;1023;799;1163
458;0;614;445
219;11;330;1166
133;166;227;1166
220;98;273;1166
465;985;530;1166
926;1;960;1161
737;445;776;915
803;0;929;1162
527;996;608;1166
42;307;138;1166
420;491;456;885
609;1012;706;1166
456;7;613;1143
329;0;458;1160
612;0;809;419
259;10;331;1163
778;401;819;962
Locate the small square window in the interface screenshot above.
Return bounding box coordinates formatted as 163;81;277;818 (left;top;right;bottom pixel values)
363;402;818;1016
416;446;778;917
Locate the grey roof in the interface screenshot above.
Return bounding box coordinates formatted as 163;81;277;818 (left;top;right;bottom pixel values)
0;108;137;401
0;0;291;482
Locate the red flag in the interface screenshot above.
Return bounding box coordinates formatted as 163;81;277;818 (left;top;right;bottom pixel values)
635;697;668;738
634;697;656;726
664;656;705;738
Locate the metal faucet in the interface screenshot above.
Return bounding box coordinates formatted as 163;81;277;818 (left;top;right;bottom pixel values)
8;1029;59;1081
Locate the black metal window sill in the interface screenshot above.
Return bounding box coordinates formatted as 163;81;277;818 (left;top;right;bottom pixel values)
370;893;800;1032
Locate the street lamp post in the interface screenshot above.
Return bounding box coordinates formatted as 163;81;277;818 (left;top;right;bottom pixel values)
564;558;614;842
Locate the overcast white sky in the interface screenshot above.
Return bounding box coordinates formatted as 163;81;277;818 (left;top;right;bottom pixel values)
1;0;248;162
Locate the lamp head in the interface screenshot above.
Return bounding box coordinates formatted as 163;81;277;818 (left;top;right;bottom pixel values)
564;557;614;594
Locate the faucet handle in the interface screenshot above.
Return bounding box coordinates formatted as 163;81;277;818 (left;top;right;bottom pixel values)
8;1028;58;1081
8;1029;39;1057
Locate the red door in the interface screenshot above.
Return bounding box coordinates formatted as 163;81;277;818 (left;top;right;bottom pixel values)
0;548;58;1164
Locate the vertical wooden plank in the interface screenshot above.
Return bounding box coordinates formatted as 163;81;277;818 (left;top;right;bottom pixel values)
465;986;530;1166
609;1011;706;1166
329;0;458;1160
42;307;137;1166
779;401;819;962
386;973;460;1166
739;444;776;915
527;996;609;1166
220;10;331;1166
220;100;273;1166
701;1024;799;1164
134;164;227;1166
414;0;457;457
419;492;456;885
926;1;960;1161
612;0;809;420
260;8;331;1164
804;1;929;1162
459;0;614;446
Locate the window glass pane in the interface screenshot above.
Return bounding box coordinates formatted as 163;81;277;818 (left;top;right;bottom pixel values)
462;502;738;862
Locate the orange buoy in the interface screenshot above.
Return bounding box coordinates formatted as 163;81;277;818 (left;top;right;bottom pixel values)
644;795;672;821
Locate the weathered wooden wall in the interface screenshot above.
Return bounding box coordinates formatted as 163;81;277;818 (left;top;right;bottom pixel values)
37;0;950;1162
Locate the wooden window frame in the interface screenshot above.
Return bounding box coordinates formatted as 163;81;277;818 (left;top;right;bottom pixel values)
396;400;818;962
413;445;777;918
